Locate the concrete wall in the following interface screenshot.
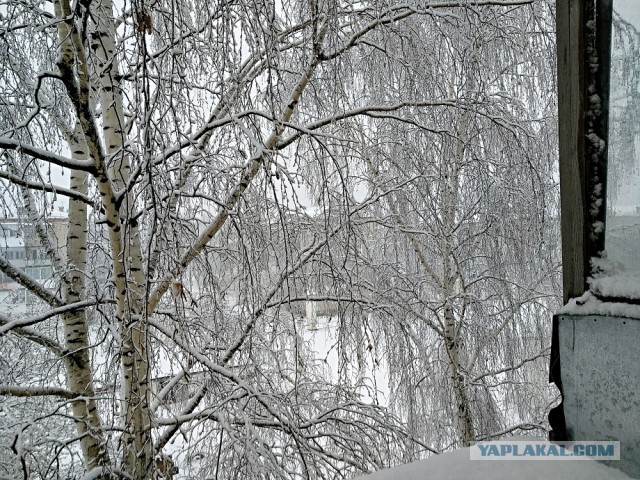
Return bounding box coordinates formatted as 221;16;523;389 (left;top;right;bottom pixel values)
557;314;640;478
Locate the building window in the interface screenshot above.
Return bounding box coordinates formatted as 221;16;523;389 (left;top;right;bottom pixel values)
24;266;53;280
41;266;52;279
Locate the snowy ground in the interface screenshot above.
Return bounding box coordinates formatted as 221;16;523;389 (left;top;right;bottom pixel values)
354;439;633;480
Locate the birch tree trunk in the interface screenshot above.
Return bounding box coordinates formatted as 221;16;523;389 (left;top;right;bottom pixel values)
62;127;110;470
89;0;153;474
441;115;475;447
54;0;111;471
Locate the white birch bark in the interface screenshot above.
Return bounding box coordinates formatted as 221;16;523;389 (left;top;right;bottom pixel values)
61;126;111;470
52;0;111;470
89;0;153;474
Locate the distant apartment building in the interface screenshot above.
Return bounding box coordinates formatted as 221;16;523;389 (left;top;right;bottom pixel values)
0;215;67;310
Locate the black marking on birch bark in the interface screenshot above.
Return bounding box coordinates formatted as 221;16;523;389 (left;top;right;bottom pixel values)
67;336;83;346
67;351;84;369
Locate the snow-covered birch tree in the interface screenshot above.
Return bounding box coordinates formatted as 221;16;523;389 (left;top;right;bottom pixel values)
360;5;561;450
0;0;559;478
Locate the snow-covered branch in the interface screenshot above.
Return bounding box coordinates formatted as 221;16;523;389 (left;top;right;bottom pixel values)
0;137;94;171
0;385;80;399
471;347;550;383
277;100;459;149
0;168;94;206
0;299;115;335
0;255;64;307
0;313;65;356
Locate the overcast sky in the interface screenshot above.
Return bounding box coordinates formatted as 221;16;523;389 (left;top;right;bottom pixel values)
615;0;640;27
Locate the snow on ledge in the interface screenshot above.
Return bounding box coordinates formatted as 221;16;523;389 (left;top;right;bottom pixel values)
353;438;633;480
588;257;640;300
559;292;640;319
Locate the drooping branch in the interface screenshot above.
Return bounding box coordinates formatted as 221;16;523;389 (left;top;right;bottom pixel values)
0;255;64;307
149;320;299;453
0;313;65;356
276;99;459;149
147;55;323;315
0;138;94;171
0;168;94;206
475;422;547;442
320;0;534;61
15;166;65;270
0;299;115;335
471;347;550;383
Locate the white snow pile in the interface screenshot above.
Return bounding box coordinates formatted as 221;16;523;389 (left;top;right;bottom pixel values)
587;257;640;300
556;256;640;318
353;440;633;480
559;291;640;318
589;270;640;300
